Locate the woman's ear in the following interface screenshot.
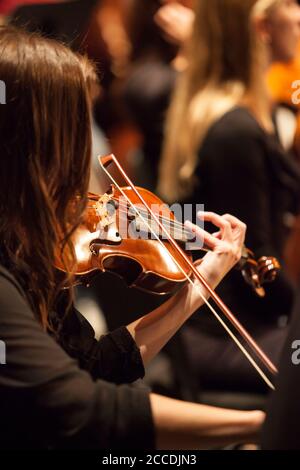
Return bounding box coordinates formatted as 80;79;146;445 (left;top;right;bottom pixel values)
252;13;272;45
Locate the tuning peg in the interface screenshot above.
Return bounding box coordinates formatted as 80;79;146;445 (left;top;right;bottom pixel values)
257;256;281;284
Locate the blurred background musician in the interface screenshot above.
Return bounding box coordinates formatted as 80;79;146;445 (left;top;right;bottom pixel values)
158;0;300;401
121;0;193;192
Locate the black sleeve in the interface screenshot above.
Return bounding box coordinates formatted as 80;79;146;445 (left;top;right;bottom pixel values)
197;123;294;318
262;291;300;449
0;273;154;450
56;301;145;384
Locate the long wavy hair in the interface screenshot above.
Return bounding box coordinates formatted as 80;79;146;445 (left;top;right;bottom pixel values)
0;26;96;328
158;0;281;202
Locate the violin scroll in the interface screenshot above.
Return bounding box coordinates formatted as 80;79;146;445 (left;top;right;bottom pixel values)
257;256;281;284
238;248;281;298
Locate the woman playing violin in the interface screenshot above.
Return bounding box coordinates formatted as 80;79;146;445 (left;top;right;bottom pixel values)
0;26;265;450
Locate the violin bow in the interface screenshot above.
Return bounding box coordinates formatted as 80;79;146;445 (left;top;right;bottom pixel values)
99;154;277;390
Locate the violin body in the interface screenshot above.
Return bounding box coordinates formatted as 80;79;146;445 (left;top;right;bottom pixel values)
56;185;193;295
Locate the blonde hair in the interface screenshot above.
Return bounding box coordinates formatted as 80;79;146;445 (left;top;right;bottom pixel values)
158;0;282;202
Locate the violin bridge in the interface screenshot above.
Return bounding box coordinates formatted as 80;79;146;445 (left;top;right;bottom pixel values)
94;193;122;245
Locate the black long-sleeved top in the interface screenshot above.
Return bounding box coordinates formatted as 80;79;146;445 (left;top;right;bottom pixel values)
188;107;300;334
0;265;155;450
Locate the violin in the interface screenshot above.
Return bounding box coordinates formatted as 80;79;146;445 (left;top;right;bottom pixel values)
56;184;280;299
56;154;280;388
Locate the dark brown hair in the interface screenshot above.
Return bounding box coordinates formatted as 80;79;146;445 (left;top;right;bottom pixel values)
125;0;178;63
0;26;96;327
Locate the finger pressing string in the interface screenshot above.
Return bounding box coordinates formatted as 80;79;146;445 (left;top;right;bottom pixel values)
184;220;219;249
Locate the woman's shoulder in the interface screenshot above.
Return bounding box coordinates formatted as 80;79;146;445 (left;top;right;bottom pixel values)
205;106;264;144
0;265;29;315
0;265;24;295
198;107;267;171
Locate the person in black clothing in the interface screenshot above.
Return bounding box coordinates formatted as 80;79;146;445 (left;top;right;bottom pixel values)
121;0;178;191
0;26;264;450
181;107;300;394
261;232;300;449
159;0;300;393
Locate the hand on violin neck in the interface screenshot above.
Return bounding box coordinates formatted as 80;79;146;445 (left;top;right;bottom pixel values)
185;211;247;288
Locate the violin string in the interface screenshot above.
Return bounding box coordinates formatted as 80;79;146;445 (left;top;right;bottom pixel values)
88;199;257;266
87;202;201;242
98;158;275;390
111;197;196;232
88;199;254;259
88;204;194;237
89;197;197;234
